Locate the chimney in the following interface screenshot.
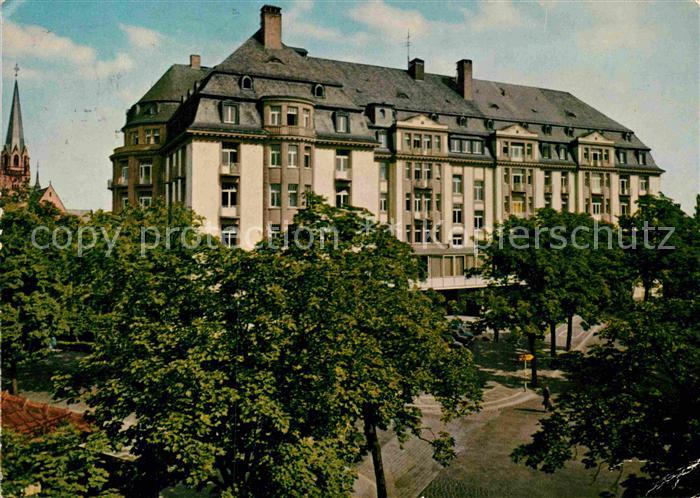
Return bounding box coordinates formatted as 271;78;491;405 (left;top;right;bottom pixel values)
456;59;473;100
408;58;424;81
260;5;282;50
190;54;201;69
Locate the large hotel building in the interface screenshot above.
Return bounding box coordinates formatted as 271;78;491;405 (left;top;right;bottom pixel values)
110;5;662;290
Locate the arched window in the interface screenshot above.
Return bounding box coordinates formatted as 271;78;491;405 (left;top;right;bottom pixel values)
379;109;386;119
485;119;494;130
241;75;253;90
313;84;325;98
13;155;19;168
457;116;467;127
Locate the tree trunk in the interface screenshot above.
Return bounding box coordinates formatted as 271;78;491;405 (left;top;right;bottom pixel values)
643;282;651;301
363;405;387;498
493;327;499;343
527;333;538;388
7;362;18;394
565;314;574;351
549;321;557;358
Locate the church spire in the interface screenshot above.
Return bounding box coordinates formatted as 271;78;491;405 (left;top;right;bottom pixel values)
34;161;41;189
5;74;26;152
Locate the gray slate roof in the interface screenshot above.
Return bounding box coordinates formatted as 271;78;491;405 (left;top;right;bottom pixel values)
4;80;25;151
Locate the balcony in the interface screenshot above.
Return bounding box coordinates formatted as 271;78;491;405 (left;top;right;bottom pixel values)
335;168;350;180
561;184;569;194
413;178;430;190
108;177;128;189
137;177;152;186
264;124;315;138
544;184;552;194
221;206;239;218
221;163;240;176
511;182;526;192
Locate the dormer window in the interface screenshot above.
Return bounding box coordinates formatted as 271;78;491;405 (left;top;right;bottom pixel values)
145;103;157;116
542;124;552;135
221;102;238;124
457;116;467;127
623;132;633;142
313;84;325;98
521;122;529;129
430;113;439;122
335;112;349;133
376;130;388;148
485;119;494;130
565;127;574;137
637;151;647;165
379;109;386;119
240;75;253;90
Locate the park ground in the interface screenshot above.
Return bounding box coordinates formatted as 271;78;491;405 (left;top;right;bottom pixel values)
13;318;639;498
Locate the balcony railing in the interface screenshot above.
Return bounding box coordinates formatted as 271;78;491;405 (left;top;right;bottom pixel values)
620;187;630;195
511;182;526;192
108;178;128;189
264;125;315;138
221;163;240;175
544;184;552;194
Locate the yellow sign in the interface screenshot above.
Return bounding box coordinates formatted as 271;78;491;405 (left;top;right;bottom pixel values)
518;353;534;362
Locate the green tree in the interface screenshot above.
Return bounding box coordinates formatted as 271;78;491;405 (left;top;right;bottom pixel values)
1;423;121;497
512;297;700;496
1;186;76;393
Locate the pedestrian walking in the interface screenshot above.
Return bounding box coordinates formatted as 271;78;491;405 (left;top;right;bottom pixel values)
542;384;552;411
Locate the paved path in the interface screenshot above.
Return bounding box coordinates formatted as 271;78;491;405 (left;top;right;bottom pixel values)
352;317;602;498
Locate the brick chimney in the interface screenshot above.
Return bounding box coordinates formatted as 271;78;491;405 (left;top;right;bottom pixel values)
456;59;473;100
408;58;424;81
260;5;282;50
190;54;201;69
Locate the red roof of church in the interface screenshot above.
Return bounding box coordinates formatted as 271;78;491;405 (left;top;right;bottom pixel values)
1;391;91;434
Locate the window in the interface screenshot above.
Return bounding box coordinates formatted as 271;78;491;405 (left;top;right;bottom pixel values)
120;165;129;181
603;149;610;164
617;150;628;164
511;198;524;215
270;184;281;207
474;180;484;201
270;144;281;167
424;135;432;150
620;176;630;194
380;193;388;212
336;186;349;207
541;143;551;159
241;75;253;90
335;113;349;133
130;131;139;145
526;143;533;159
542;124;552;135
423;191;432;212
472;140;483;154
458;116;468;127
435;193;441;211
450;138;460;152
414;163;422;180
287;106;298;126
270;106;282;125
620;201;629;215
561;174;568;189
452;174;463;194
269;224;281;238
414;193;421;212
335;150;349;171
474;211;484;230
434;135;441;151
313;84;325;98
221;182;238;207
414;220;423;243
512;169;524;186
502;143;509;157
637;151;647;165
138;194;152;207
222;103;238;124
145;128;160;144
377;130;388;148
139;163;152;184
544;171;551;186
405;224;412;243
453;204;463;224
591;173;602;192
121;194;129;207
380;162;389;181
222;143;239;166
288;183;299;207
303;109;311;128
424;163;432;180
640;176;649;192
221;226;238;247
405;161;412;179
287;145;298;167
591;148;602;166
592;198;602;215
559;146;568;161
404;133;411;150
302;184;312;206
511;143;524;160
413;134;422;149
452;233;464;247
304;146;312;168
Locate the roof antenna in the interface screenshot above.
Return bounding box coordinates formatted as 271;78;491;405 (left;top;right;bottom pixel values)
405;30;411;65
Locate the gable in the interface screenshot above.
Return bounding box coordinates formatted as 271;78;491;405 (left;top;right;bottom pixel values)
495;123;538;139
396;114;448;130
577;131;615;145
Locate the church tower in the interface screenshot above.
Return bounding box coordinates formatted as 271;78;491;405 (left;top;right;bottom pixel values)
1;71;31;191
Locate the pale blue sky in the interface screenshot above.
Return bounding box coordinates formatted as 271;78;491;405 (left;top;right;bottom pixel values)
2;0;698;212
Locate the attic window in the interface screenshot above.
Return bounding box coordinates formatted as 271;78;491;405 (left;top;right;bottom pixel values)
489;103;499;110
531;108;538;114
221;101;239;124
430;113;439;122
565;127;574;137
565;110;577;118
499;87;506;96
240;75;253;90
542;124;552;135
145;104;158;115
521;122;529;129
397;91;409;99
457;116;467;127
485;119;494;130
266;56;283;64
379;109;386;119
623;132;633;142
313;84;325;98
334;112;349;133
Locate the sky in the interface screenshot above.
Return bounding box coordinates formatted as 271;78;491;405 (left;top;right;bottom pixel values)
2;0;699;213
